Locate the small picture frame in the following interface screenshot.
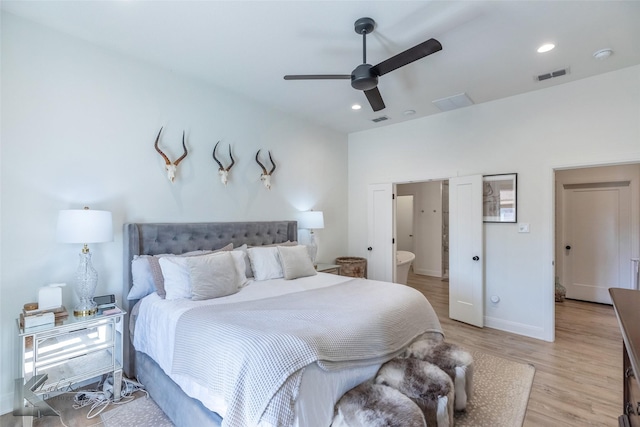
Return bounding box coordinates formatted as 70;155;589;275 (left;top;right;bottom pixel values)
483;173;517;223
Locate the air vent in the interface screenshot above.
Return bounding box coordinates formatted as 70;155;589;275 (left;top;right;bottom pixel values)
536;68;569;82
371;116;389;123
432;92;474;112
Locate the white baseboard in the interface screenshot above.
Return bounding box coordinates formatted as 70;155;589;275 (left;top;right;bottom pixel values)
484;316;547;341
1;391;13;416
413;268;442;278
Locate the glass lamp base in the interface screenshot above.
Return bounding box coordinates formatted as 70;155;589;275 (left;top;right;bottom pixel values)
74;250;98;317
74;301;97;317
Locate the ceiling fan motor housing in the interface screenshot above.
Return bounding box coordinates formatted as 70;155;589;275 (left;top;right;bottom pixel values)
351;64;378;90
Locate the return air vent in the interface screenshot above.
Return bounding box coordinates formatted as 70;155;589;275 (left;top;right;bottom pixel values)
371;115;390;123
536;68;569;82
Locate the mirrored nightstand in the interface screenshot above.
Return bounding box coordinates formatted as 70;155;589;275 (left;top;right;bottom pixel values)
316;263;341;275
17;307;126;402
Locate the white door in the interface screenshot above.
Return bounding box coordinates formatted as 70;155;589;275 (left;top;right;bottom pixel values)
562;183;632;304
367;183;395;282
397;195;414;252
449;175;484;327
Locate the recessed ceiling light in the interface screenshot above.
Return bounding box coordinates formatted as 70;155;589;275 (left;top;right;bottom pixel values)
351;104;362;110
537;43;555;53
403;109;416;116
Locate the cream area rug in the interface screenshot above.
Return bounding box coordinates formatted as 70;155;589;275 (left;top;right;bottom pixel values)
100;350;535;426
101;397;173;427
455;350;535;427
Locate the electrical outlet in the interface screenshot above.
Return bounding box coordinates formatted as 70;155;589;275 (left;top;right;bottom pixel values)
518;223;530;233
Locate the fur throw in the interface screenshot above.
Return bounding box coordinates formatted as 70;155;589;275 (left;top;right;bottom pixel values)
332;382;426;427
375;358;454;427
404;339;474;410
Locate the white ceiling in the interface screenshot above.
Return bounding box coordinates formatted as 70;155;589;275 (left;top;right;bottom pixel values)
3;1;640;134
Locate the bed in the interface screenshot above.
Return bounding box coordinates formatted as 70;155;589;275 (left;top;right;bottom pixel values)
122;221;443;427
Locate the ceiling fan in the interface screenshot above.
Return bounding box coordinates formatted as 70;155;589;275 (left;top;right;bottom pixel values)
284;17;442;112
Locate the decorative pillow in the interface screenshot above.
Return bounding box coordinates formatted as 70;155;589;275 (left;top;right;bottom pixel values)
233;244;253;279
277;245;318;280
187;252;239;300
229;250;249;287
236;241;296;279
159;256;192;300
127;255;155;300
250;240;298;248
148;244;233;298
247;246;284;281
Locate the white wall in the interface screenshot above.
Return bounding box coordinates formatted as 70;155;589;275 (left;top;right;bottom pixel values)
397;182;443;277
349;64;640;342
0;14;348;414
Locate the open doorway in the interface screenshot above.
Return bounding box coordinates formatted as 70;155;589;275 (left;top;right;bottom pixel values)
396;180;449;281
554;163;640;308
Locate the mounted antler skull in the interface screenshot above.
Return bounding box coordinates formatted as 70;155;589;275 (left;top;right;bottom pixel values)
255;149;276;190
154;127;188;182
212;141;235;185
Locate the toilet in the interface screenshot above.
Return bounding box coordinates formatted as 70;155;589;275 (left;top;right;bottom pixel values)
396;251;415;285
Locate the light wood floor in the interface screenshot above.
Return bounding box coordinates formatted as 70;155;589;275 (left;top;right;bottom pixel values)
407;271;623;427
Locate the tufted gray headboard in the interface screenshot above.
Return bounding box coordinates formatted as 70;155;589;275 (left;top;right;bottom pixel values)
121;221;297;376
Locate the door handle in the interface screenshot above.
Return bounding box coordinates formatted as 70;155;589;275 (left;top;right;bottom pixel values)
367;247;373;251
565;245;571;250
472;256;480;261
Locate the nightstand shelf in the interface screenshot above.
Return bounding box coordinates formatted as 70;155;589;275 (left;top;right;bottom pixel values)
316;263;341;275
17;307;125;401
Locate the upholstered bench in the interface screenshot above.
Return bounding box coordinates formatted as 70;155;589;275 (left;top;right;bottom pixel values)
332;382;427;427
375;358;454;427
404;337;474;411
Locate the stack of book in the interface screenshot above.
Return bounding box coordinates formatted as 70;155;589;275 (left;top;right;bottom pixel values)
20;304;69;329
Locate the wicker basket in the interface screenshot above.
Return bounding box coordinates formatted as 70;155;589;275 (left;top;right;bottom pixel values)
335;257;367;278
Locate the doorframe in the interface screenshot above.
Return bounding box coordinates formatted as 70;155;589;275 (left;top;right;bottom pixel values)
550;158;640;337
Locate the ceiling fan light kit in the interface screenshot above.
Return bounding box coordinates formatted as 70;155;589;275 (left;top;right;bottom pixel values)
284;17;442;112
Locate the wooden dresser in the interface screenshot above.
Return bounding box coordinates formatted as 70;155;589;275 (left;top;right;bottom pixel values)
610;288;640;427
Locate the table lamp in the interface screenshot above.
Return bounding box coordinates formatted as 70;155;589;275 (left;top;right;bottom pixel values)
298;211;324;265
56;207;113;316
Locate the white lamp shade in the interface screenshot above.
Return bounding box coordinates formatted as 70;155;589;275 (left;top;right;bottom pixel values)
298;211;324;230
56;209;113;244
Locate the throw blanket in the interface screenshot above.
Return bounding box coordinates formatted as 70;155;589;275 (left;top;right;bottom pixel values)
172;279;443;427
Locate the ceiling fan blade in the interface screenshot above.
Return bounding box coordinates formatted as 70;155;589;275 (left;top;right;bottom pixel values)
284;74;351;80
364;87;386;111
371;38;442;77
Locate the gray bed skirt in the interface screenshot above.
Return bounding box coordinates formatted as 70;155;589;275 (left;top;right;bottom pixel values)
136;350;222;427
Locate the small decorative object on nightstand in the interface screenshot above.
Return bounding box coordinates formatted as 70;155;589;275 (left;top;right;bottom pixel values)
17;306;126;403
316;263;341;275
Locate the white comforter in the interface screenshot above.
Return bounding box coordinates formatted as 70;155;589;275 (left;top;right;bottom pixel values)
133;273;442;427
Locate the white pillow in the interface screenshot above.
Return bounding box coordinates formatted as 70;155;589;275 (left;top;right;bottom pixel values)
229;250;249;287
233;244;253;278
148;244;233;298
247;246;283;281
187;252;239;300
127;255;155;300
159;256;192;300
277;245;317;280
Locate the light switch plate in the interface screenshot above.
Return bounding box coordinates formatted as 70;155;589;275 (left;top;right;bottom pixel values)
518;223;530;233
